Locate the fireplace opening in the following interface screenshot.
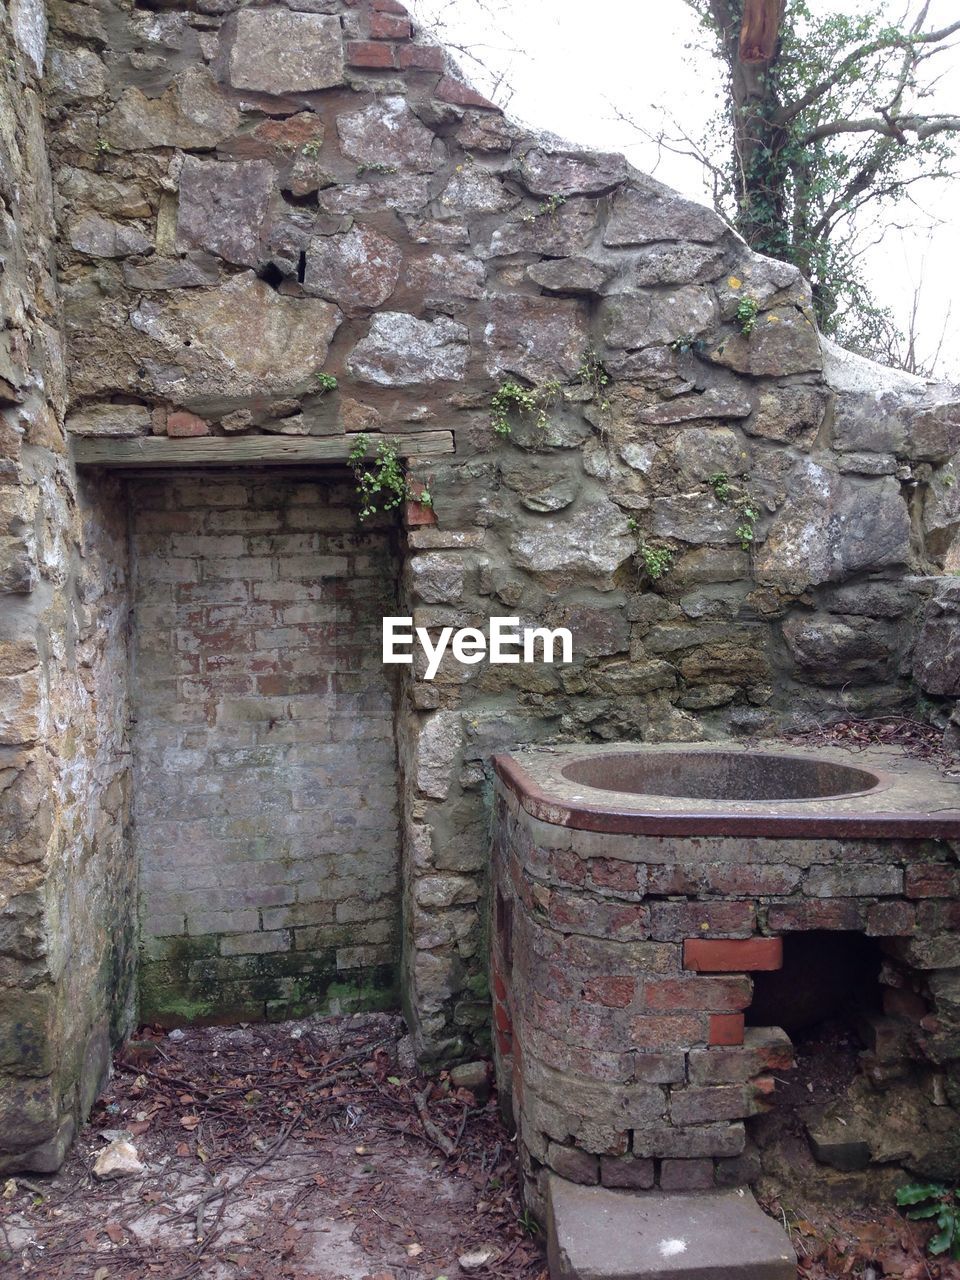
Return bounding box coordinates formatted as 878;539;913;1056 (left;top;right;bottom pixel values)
745;932;953;1205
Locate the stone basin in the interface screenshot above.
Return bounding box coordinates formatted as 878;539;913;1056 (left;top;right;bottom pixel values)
560;750;881;803
493;740;960;838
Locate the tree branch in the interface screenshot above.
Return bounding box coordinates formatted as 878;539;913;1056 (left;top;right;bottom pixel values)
775;17;960;127
801;113;960;145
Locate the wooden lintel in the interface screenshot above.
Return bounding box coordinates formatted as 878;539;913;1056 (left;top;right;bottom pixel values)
71;431;455;470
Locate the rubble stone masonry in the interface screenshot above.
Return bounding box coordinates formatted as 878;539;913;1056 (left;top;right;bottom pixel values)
0;0;958;1171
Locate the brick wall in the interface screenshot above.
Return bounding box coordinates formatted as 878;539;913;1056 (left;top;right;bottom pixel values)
492;782;960;1205
130;473;402;1023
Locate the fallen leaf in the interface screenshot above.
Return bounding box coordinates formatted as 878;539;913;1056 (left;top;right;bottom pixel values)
180;1115;200;1130
406;1243;423;1258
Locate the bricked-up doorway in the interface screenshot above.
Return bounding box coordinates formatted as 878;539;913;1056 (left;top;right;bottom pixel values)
129;472;402;1024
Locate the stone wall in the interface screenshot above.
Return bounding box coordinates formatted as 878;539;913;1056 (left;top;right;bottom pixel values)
41;0;960;1066
130;472;401;1023
0;0;955;1175
0;1;136;1171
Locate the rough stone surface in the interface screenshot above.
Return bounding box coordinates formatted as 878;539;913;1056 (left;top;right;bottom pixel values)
546;1175;796;1280
348;313;469;385
130;273;342;406
226;10;345;94
304;225;403;311
337;97;440;172
755;463;912;591
175;157;275;269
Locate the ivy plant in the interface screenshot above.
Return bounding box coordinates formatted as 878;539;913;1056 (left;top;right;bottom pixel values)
490;379;561;439
348;434;431;522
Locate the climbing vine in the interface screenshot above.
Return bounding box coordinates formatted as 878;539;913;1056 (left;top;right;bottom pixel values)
348;434;431;522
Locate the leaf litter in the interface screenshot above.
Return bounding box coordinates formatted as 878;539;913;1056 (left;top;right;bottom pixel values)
0;1012;546;1280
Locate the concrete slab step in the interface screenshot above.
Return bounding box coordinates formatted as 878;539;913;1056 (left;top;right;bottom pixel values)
546;1175;796;1280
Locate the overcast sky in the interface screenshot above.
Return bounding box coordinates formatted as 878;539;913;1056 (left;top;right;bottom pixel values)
410;0;960;380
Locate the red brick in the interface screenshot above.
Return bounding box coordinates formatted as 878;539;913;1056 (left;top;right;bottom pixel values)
651;901;756;941
600;1156;655;1189
370;11;411;38
866;900;916;936
645;976;753;1013
659;1158;714;1191
589;858;641;895
493;970;508;1003
703;864;802;896
684;936;783;973
766;900;867;932
582;976;636;1008
551;849;587;887
373;0;408;12
906;864;960;898
399;44;445;71
346;40;397;68
632;1015;707;1051
647;865;701;895
436;75;496;109
918;900;960;931
670;1085;756;1125
494;1002;512;1035
167;410;209;438
548;889;649;940
403;493;437;527
709;1014;744;1046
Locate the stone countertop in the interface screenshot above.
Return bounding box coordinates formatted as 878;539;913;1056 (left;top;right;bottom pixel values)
493;740;960;839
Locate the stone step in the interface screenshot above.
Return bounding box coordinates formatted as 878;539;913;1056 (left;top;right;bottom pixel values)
546;1175;796;1280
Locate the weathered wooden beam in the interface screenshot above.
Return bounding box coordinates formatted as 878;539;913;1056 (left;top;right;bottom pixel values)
71;431;455;469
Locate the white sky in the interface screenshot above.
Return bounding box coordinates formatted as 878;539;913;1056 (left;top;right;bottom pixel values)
410;0;960;379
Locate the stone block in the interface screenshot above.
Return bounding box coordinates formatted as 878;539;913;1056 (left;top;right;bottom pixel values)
227;9;345;94
659;1158;715;1191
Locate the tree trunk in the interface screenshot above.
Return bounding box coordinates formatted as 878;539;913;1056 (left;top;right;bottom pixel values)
709;0;788;254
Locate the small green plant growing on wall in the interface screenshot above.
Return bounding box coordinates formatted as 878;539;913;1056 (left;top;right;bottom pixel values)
579;347;611;412
301;139;323;158
314;373;338;393
348;434;431;521
736;295;760;337
895;1183;960;1260
522;193;567;223
709;471;761;552
490;379;561;439
627;518;674;581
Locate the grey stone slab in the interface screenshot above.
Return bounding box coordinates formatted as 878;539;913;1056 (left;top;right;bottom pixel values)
546;1175;796;1280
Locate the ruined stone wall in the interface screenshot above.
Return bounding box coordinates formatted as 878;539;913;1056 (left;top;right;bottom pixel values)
0;0;136;1172
40;0;960;1071
130;472;401;1023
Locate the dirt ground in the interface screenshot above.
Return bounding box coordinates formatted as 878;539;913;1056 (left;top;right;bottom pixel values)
0;1014;546;1280
1;1011;956;1280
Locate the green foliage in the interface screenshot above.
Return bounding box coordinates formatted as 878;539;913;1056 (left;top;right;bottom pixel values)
691;0;960;352
490;379;561;439
579;347;611;411
736;295;760;337
709;472;760;551
522;193;567;223
627;519;674;580
895;1183;960;1260
301;139;323;158
348;434;425;521
314;373;338;393
355;162;398;177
